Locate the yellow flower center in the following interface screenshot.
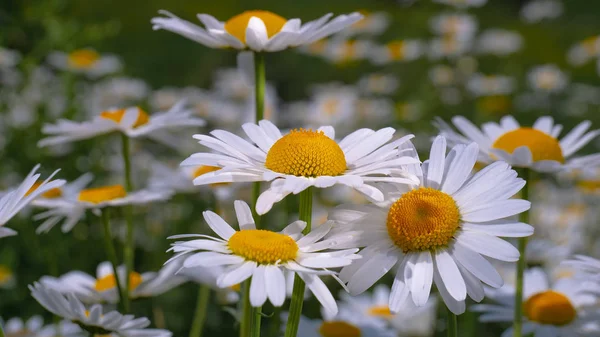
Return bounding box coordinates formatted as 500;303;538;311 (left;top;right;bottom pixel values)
0;265;13;284
524;291;577;326
25;181;62;198
491;127;565;163
367;305;393;318
228;229;298;264
230;283;241;292
78;185;127;204
576;180;600;193
265;129;346;177
94;272;143;292
100;108;149;128
319;321;361;337
224;10;287;44
582;36;600;54
386;41;405;60
387;187;460;253
68;49;100;69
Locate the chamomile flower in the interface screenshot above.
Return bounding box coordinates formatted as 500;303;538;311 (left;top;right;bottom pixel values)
369;40;424;64
33;184;172;233
47;49;122;78
0;265;16;289
30;282;172;337
337;11;391;38
38;100;205;148
151;10;363;52
476;29;523;56
356;73;400;96
472;268;600;337
331;136;532;314
567;36;600;66
40;261;185;304
520;0;564;24
168;200;361;315
429;14;478;41
290;310;396;337
466;74;515;97
527;64;568;93
435;115;600;173
0;316;45;337
0;47;21;68
181;120;419;215
563;255;600;281
0;165;65;238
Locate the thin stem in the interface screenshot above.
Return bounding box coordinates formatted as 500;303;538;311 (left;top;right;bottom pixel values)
252;52;265;228
121;134;134;313
251;306;262;337
284;187;313;337
447;310;458;337
514;168;530;337
189;285;211;337
101;209;126;312
240;280;252;337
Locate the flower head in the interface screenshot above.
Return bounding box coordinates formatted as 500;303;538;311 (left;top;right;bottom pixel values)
331;136;532;314
47;49;122;78
151;10;363;52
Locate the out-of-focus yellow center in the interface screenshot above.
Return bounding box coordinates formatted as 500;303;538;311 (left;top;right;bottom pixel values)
224;10;287;44
265;129;346;177
386;41;405;60
387;187;460;253
477;95;511;116
491;127;565;163
321;98;340;116
100;108;149;128
536;72;559;90
228;229;298;264
68;49;100;69
78;185;127;204
367;305;393;318
308;40;327;54
25;181;63;198
0;266;13;284
582;36;600;54
230;283;241;292
319;321;361;337
524;291;577;326
576;180;600;193
94;272;143;292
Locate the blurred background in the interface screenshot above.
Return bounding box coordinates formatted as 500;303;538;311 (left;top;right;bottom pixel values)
1;0;600;336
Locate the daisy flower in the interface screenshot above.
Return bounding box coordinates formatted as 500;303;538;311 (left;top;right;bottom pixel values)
336;11;390;38
181;120;419;215
38;100;205;148
476;29;523;56
168;200;360;315
47;49;122;78
33;184;172;233
563;255;600;281
40;260;185;304
0;165;65;238
331;136;533;314
151;10;363;52
1;316;45;337
567;35;600;66
369;40;424;65
472;268;600;337
0;265;16;289
466;74;515;97
527;64;568;93
520;0;563;24
30;282;172;337
435;115;600;173
338;284;438;337
0;47;21;68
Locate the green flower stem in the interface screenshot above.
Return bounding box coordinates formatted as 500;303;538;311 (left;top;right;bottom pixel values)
101;209;126;312
447;310;458;337
251;306;262;337
284;187;313;337
189;285;211;337
240;280;252;337
121;134;134;313
514;168;531;337
252;51;266;229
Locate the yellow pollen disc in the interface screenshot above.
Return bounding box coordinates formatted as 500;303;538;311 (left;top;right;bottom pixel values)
367;305;393;318
524;291;577;326
576;180;600;193
94;272;143;292
265;129;346;177
67;49;100;69
100;108;150;128
224;10;287;44
318;321;361;337
78;185;127;204
0;266;13;284
491;127;565;163
386;41;405;60
25;181;62;198
387;187;460;253
227;229;298;265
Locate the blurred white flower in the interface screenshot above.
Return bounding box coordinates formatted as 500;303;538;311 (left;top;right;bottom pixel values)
0;47;21;68
370;40;424;64
467;74;515;97
47;49;122;78
567;35;600;66
521;0;564;23
322;39;374;64
433;0;487;9
337;11;391;38
476;29;523;56
429;37;472;60
429;14;478;41
356;73;400;95
527;64;569;93
0;265;15;289
429;65;456;87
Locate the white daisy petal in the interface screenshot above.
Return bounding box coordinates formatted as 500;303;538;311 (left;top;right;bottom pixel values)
433;249;466;301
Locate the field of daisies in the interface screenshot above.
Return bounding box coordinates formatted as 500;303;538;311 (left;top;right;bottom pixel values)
2;0;600;336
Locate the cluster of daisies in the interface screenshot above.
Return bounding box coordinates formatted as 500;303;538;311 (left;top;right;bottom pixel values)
2;3;600;337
